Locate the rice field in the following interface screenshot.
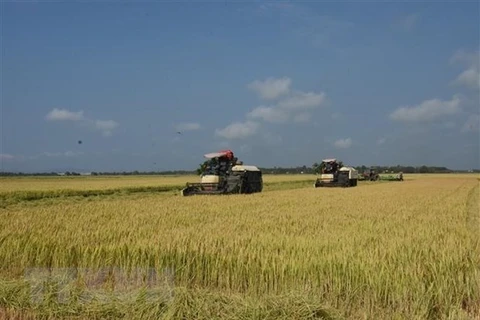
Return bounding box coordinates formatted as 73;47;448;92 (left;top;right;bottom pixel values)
0;173;479;319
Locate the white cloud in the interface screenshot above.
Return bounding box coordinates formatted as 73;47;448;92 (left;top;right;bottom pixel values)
215;121;259;139
42;152;62;157
461;114;480;133
45;108;119;137
64;151;84;157
39;151;84;158
246;91;326;124
450;49;480;90
453;68;480;90
175;122;201;132
377;137;387;145
0;153;15;160
247;77;291;100
389;95;462;122
94;120;119;136
45;108;84;121
450;49;479;66
334;138;352;149
218;77;328;139
247;106;289;123
278;91;326;110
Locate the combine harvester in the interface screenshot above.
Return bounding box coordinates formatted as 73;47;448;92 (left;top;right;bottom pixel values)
313;158;358;188
358;168;380;181
181;149;263;196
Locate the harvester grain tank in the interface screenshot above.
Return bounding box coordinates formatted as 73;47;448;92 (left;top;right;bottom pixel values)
313;158;358;188
181;149;263;196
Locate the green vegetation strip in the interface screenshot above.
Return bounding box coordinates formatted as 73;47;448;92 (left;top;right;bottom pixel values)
0;179;391;208
0;186;176;208
0;180;308;207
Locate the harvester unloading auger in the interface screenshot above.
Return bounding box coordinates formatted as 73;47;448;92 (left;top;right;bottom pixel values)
313;158;358;188
181;149;263;196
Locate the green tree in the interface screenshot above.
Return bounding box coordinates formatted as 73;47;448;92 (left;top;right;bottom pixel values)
312;162;321;174
196;161;207;175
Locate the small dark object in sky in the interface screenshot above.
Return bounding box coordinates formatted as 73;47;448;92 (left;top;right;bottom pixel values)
176;131;182;135
78;140;82;144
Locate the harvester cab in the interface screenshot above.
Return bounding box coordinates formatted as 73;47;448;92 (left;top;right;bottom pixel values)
181;149;263;196
314;158;358;188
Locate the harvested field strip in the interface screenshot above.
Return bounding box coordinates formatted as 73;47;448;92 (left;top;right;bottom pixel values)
0;179;397;208
0;179;314;207
0;175;315;193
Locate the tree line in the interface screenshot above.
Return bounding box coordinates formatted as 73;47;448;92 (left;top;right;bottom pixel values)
0;165;477;176
261;165;460;175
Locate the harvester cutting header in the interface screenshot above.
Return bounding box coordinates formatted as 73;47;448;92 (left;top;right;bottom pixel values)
181;149;263;196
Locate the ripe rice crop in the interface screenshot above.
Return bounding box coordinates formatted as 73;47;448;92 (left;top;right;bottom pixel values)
0;174;478;319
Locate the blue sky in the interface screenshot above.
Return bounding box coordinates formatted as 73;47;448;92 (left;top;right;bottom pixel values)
1;1;479;172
